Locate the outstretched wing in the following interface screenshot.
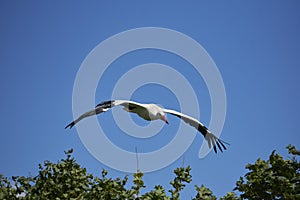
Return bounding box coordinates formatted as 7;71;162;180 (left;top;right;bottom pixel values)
102;100;147;113
65;100;146;129
163;108;228;153
65;100;113;129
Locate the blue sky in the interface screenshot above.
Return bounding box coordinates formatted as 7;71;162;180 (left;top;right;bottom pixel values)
1;1;300;198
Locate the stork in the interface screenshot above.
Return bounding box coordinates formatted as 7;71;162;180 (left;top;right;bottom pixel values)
65;100;229;153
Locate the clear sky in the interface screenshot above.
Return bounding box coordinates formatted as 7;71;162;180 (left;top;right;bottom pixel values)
1;1;300;198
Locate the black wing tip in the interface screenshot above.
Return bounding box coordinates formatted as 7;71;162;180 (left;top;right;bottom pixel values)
96;100;115;108
65;122;75;129
206;134;229;154
213;138;230;154
213;145;217;154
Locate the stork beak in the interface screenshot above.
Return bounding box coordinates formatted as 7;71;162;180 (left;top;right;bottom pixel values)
161;115;169;124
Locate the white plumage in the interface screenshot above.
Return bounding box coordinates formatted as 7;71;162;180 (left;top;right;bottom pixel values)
65;100;228;153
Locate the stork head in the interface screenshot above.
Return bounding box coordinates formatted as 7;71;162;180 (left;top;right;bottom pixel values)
158;111;169;124
161;114;169;124
148;104;169;124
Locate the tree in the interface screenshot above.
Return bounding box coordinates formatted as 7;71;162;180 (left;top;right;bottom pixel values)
235;144;300;199
0;149;193;199
193;185;217;200
0;145;299;199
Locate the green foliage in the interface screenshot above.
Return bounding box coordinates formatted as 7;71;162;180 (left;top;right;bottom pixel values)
169;166;192;200
0;174;18;200
141;185;170;200
88;169;129;199
193;185;217;200
219;192;240;200
130;170;145;197
0;145;299;199
0;149;193;200
235;145;300;199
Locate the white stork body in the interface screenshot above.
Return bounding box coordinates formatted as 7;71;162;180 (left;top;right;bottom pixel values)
65;100;228;153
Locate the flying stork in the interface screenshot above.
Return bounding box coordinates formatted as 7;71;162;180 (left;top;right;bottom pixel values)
65;100;228;153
